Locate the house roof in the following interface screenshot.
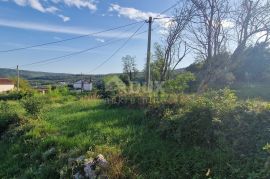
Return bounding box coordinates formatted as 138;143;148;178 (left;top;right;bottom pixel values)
0;78;14;85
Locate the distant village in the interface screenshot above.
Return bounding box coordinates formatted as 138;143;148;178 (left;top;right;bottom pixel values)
0;77;93;94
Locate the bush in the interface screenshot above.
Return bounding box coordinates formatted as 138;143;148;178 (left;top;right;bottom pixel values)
163;72;196;93
175;106;215;147
0;91;28;101
97;76;127;98
0;101;21;134
145;88;270;178
48;86;70;97
21;95;46;117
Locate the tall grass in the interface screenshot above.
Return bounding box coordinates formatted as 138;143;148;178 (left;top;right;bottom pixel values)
0;99;145;178
1;91;270;178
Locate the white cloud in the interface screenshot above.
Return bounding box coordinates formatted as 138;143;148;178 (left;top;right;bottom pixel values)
13;0;59;13
11;0;97;12
96;38;105;43
58;14;70;22
6;0;97;22
46;6;59;13
51;0;97;11
14;0;25;6
0;18;142;39
53;36;62;40
109;4;154;21
108;4;171;29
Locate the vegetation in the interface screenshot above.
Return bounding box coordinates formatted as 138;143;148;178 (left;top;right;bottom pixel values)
122;55;138;81
0;96;145;178
21;95;46;117
1;88;270;178
163;72;196;93
10;77;32;92
1;0;270;178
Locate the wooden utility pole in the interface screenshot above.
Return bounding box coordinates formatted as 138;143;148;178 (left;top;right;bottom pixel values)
146;16;153;90
81;73;83;93
16;65;19;91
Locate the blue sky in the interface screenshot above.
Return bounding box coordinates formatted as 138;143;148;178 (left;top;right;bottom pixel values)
0;0;193;74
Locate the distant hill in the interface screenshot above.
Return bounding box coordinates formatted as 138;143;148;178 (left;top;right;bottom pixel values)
0;67;187;86
0;68;104;85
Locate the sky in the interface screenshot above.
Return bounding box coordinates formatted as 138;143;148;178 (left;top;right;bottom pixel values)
0;0;194;74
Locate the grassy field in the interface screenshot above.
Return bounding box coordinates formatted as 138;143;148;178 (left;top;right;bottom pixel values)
1;92;269;178
0;99;189;178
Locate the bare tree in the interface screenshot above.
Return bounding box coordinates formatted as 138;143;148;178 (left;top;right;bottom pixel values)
231;0;270;64
200;0;270;91
181;0;230;91
160;1;194;81
177;0;270;92
156;0;270;91
187;0;230;60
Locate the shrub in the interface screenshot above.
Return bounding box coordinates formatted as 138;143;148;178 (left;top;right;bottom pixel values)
145;88;270;178
203;88;238;119
163;72;196;93
48;86;70;97
97;76;127;98
175;106;215;147
21;95;46;117
220;103;270;157
147;95;216;147
0;101;21;134
0;91;28;101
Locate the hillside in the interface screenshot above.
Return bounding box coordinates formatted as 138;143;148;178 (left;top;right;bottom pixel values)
0;68;104;85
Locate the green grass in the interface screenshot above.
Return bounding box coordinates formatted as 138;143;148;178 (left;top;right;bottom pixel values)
1;97;252;178
0;99;194;178
0;99;138;178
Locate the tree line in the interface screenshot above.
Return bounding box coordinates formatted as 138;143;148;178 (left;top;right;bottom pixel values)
122;0;270;92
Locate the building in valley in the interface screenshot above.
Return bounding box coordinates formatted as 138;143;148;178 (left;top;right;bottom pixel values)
73;80;93;91
0;78;14;93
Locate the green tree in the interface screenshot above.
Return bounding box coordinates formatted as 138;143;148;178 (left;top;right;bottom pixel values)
151;43;165;82
163;72;196;93
234;42;270;82
10;77;32;92
102;76;126;97
122;55;138;81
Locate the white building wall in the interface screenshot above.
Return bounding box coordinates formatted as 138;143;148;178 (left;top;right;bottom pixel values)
0;85;14;93
83;83;93;91
73;81;93;91
73;82;82;89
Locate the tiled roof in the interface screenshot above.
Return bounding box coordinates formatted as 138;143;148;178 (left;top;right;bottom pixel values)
0;78;14;85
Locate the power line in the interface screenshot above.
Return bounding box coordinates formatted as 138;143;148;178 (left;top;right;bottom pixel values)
1;2;178;54
4;2;178;72
0;21;144;53
10;22;146;69
18;39;123;68
33;24;163;71
89;23;145;74
87;19;173;74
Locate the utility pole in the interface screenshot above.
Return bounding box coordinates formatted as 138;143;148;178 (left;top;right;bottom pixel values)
81;73;83;93
16;65;19;91
146;16;153;90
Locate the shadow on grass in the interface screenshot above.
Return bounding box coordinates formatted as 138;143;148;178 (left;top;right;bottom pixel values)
0;99;229;178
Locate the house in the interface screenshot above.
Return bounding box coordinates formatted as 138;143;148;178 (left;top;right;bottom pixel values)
0;78;14;93
73;80;93;91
